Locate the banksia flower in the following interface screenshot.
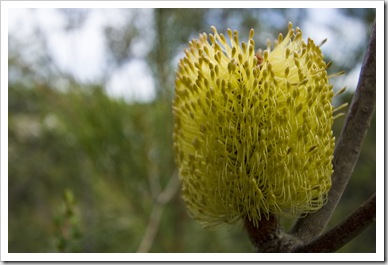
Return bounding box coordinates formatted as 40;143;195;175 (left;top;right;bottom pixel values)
173;22;340;228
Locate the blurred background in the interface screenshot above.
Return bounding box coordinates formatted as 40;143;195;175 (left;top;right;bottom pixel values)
8;8;376;253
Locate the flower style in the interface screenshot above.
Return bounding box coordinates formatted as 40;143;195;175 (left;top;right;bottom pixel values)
173;22;338;227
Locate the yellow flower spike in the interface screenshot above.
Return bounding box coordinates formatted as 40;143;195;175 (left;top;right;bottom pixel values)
173;23;340;228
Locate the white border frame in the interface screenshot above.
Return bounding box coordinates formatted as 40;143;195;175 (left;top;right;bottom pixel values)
1;1;384;262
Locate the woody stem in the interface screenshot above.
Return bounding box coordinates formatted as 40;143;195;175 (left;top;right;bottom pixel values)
244;215;301;252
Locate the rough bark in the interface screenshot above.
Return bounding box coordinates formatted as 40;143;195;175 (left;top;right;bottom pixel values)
244;215;302;253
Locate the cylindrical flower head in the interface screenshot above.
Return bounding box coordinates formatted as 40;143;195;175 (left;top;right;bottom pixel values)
173;22;335;227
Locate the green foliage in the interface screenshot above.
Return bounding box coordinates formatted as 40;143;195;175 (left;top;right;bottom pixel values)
8;82;254;252
53;189;82;252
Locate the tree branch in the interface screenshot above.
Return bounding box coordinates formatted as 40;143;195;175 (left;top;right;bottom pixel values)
291;22;376;243
137;172;179;253
244;215;302;252
294;193;376;253
157;171;180;205
136;203;164;253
